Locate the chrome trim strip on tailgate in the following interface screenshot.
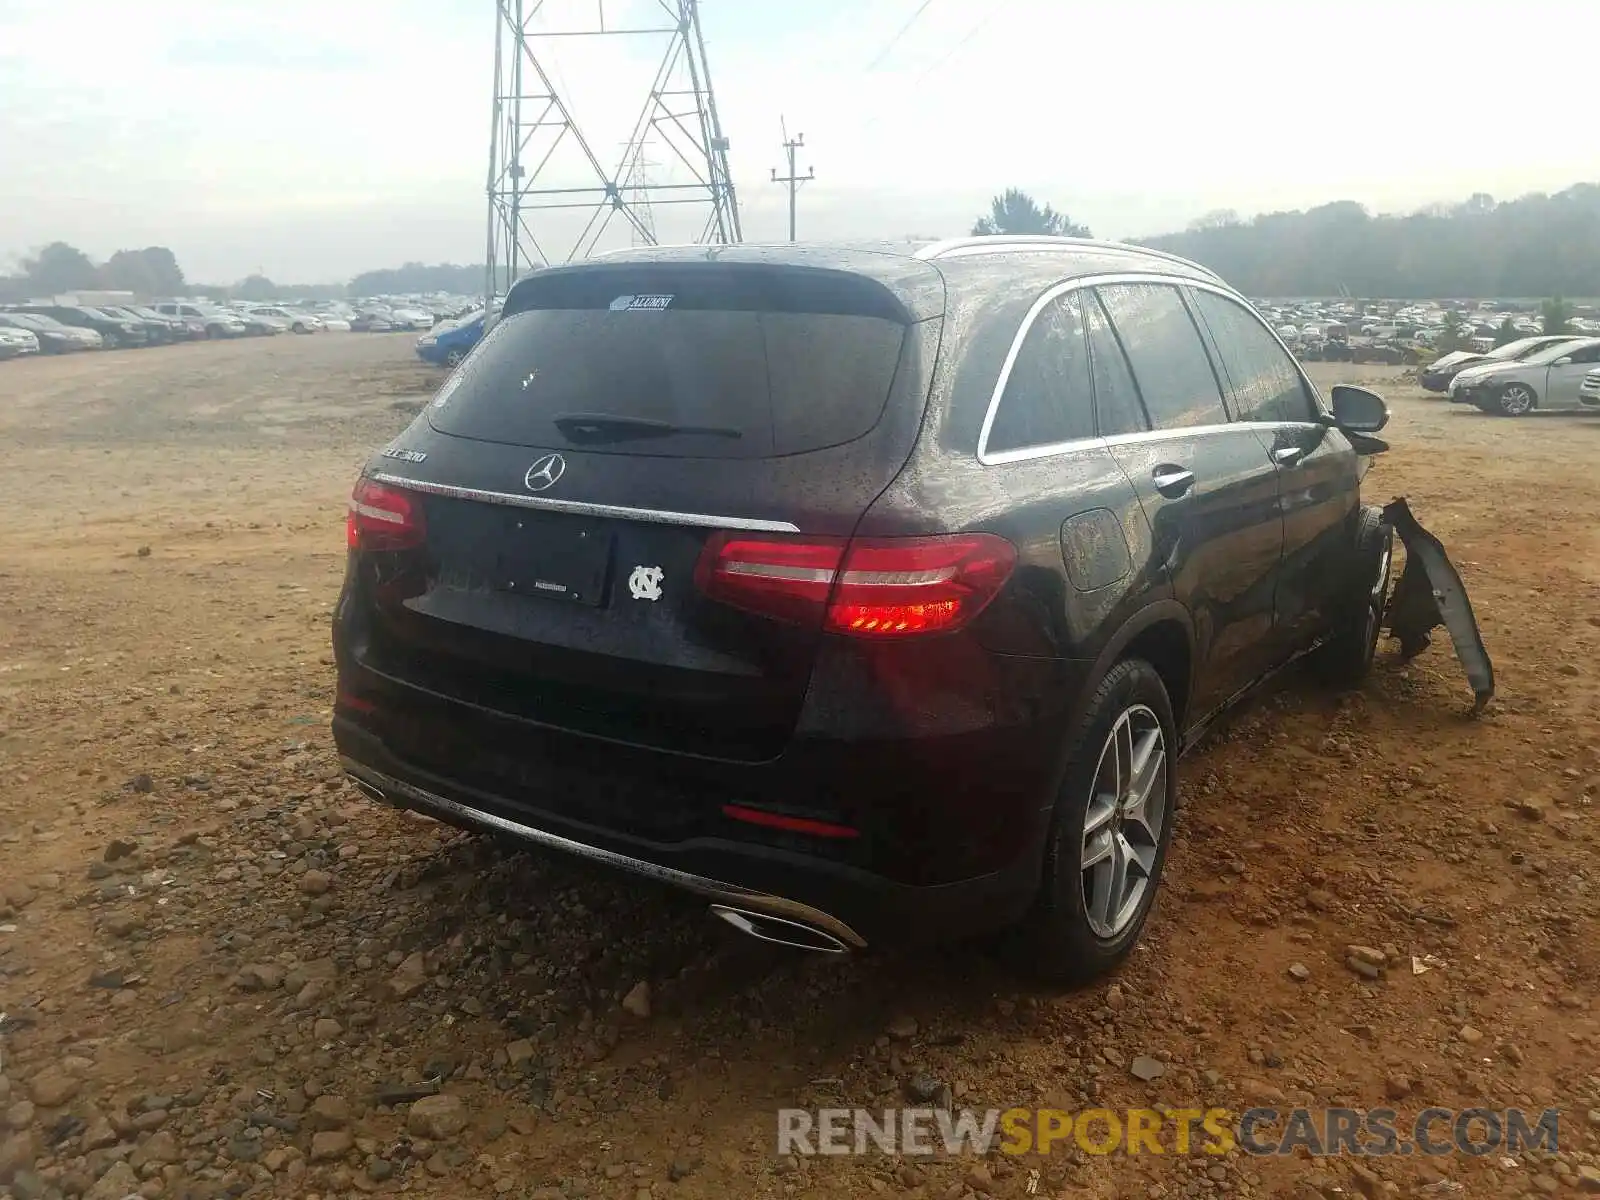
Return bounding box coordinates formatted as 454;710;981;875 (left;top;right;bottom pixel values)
369;472;801;533
340;756;868;950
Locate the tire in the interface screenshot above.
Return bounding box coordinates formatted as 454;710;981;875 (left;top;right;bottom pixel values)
1311;506;1392;686
1495;382;1537;416
1000;658;1177;984
293;322;307;334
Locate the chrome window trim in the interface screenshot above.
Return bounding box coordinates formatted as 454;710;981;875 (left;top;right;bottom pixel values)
975;273;1325;467
368;472;801;533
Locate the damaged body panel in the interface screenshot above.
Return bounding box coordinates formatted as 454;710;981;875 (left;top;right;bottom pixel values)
1380;497;1495;713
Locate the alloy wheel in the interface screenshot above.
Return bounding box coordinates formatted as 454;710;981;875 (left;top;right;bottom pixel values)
1500;384;1535;415
1080;704;1167;939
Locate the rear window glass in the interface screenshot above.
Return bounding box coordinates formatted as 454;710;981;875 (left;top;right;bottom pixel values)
427;265;911;458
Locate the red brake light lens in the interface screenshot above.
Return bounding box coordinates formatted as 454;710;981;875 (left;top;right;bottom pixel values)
694;534;846;626
695;532;1015;637
346;478;425;552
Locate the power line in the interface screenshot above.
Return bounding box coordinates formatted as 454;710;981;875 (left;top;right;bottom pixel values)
864;0;937;71
912;0;1006;86
770;121;815;242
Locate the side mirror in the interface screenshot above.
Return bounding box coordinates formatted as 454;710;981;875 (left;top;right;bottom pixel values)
1328;384;1389;433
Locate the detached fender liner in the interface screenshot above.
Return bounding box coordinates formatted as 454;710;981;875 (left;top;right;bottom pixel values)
1380;497;1495;712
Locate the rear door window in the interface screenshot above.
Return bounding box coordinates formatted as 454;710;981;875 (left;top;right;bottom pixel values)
1084;292;1150;437
983;291;1094;455
1094;283;1229;430
1190;290;1319;422
427;265;912;459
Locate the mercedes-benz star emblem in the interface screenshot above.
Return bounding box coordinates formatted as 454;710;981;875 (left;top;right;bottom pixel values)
524;453;566;492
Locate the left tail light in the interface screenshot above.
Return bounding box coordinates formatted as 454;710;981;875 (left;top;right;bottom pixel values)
346;478;426;552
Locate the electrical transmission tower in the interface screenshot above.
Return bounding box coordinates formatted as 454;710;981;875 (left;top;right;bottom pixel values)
620;140;659;246
484;0;742;303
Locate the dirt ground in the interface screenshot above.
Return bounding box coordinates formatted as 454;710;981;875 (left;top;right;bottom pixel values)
0;334;1597;1200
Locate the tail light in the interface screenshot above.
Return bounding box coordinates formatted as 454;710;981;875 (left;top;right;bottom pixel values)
695;531;1016;637
346;478;425;552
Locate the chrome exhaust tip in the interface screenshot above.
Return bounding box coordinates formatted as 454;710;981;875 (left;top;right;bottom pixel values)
710;904;851;955
346;773;389;805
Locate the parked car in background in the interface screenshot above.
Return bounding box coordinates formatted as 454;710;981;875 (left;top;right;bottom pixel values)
1449;336;1600;415
0;311;101;352
334;237;1395;980
1420;335;1585;392
118;304;204;339
152;303;249;338
246;305;322;334
0;325;40;359
386;305;434;331
414;309;486;366
232;310;287;336
1578;368;1600;409
94;306;180;344
317;315;353;332
8;304;148;348
350;308;396;332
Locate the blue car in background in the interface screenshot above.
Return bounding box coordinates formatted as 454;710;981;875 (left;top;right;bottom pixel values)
415;310;485;367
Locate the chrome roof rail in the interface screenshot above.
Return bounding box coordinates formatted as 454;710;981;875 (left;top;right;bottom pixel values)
913;235;1222;282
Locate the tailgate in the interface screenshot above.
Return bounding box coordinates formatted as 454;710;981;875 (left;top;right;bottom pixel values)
348;260;944;762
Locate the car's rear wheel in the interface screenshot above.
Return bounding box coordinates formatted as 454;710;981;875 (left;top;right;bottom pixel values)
1000;658;1177;984
1496;382;1537;416
1311;506;1392;686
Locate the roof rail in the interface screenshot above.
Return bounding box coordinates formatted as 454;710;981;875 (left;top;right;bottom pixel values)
912;235;1222;282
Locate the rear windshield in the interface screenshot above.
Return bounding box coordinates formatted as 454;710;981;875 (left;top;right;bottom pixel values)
427;264;910;458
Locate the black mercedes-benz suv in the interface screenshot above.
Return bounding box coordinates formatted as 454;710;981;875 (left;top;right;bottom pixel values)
332;237;1393;981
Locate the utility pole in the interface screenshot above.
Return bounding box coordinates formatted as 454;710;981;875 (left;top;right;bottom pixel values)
770;121;814;242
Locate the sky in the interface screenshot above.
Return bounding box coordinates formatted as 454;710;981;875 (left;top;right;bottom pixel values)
0;0;1592;284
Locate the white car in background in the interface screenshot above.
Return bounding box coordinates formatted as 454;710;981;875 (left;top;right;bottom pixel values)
386;306;434;331
1579;368;1600;408
246;306;323;334
1449;336;1600;415
0;325;40;359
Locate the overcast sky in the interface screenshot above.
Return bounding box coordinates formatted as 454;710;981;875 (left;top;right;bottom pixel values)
1;0;1590;284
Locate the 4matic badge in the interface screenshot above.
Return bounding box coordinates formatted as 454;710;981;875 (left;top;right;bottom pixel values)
628;565;664;601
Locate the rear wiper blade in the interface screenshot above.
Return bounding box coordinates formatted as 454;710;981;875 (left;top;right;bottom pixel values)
552;412;742;443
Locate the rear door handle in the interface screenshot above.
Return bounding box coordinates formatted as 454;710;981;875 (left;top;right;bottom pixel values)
1151;465;1195;498
1273;446;1308;467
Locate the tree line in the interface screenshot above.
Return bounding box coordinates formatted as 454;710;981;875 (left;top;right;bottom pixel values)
970;183;1600;300
1138;184;1600;298
9;181;1599;301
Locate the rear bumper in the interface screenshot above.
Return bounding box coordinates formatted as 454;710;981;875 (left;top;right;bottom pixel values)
340;748;869;948
332;714;1049;948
